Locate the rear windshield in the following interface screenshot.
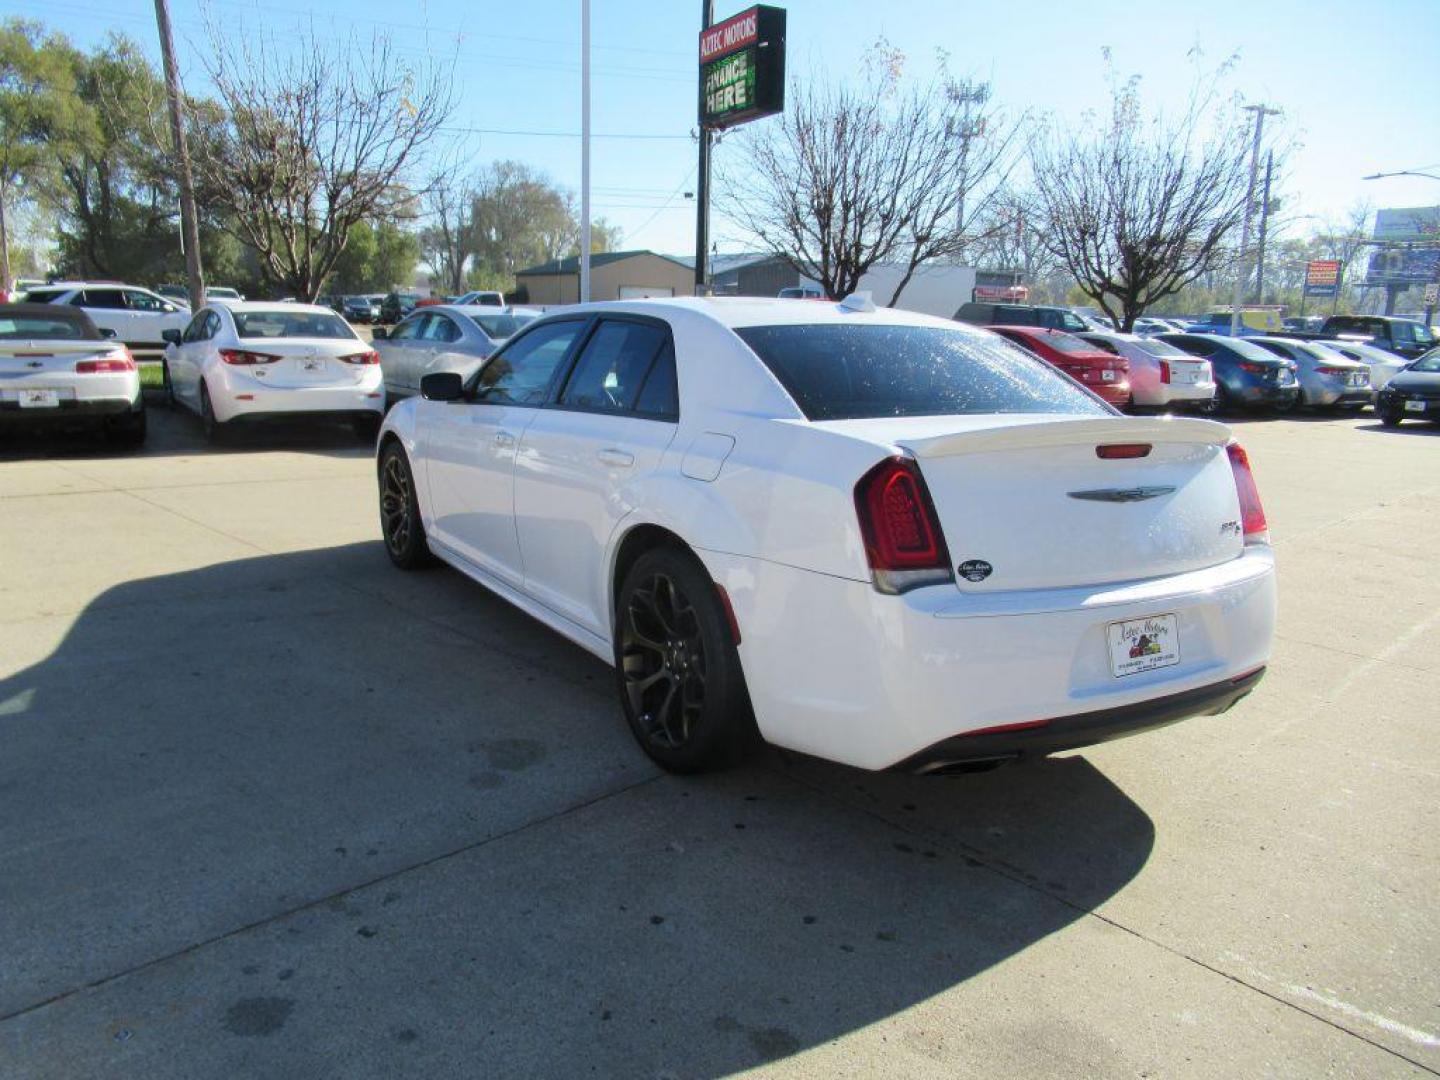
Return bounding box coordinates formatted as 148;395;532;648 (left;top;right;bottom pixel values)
734;324;1109;421
1135;338;1188;357
20;288;67;304
1030;330;1098;355
465;311;521;339
0;311;100;340
233;310;356;340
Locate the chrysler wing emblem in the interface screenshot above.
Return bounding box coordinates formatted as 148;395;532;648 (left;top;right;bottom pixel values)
1068;485;1176;503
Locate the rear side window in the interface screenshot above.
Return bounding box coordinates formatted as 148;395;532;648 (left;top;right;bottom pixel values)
634;342;678;419
80;289;127;309
735;324;1109;421
559;320;667;413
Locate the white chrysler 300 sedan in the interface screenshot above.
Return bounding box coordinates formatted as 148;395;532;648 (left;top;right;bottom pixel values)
164;303;385;441
376;297;1276;773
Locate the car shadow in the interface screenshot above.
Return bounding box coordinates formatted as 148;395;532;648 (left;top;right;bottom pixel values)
0;399;374;462
1353;420;1440;436
0;543;1154;1075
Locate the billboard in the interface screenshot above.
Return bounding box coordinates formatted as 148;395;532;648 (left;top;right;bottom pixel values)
699;6;786;131
1371;206;1440;243
1304;260;1340;298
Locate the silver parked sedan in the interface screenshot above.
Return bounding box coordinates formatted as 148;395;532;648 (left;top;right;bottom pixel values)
373;305;528;401
1247;337;1371;410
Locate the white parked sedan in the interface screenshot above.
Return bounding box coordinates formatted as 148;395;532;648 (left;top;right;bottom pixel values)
1078;330;1216;410
164;303;384;441
0;303;146;445
376;298;1276;773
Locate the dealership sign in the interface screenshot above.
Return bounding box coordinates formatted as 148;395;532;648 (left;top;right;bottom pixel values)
699;6;786;130
1304;259;1340;298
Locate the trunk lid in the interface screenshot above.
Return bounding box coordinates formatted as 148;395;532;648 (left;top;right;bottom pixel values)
852;414;1242;593
235;338;371;388
0;341;122;387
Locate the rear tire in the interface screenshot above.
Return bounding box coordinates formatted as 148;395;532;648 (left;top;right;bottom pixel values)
199;382;229;444
614;546;757;773
379;442;435;569
105;407;147;449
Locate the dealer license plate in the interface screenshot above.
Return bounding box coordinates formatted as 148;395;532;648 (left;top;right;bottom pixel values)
1349;373;1366;386
1101;370;1117;382
1107;614;1180;678
1277;370;1294;384
1404;399;1426;412
19;389;60;409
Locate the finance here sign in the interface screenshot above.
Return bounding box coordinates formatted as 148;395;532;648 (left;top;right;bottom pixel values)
699;6;785;130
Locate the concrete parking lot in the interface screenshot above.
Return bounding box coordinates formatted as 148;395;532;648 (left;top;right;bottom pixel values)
1;404;1436;1078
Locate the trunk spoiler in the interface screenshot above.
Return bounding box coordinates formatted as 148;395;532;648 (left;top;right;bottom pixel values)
896;416;1231;459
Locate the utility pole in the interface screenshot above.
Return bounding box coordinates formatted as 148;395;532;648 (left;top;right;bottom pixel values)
579;0;591;303
1228;104;1279;336
152;0;204;312
1254;149;1274;304
694;0;714;295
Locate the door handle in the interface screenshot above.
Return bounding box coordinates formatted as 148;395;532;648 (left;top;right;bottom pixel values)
597;448;634;468
493;431;516;448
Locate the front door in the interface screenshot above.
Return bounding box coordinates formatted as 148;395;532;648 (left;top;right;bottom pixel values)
422;318;589;588
513;318;680;639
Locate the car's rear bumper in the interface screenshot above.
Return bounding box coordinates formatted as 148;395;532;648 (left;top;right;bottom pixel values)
1231;381;1299;405
210;378;385;423
893;667;1265;772
1141;381;1216;407
0;392;141;423
700;546;1276;771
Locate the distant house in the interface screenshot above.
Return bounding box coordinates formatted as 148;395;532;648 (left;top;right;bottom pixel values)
514;250;694;305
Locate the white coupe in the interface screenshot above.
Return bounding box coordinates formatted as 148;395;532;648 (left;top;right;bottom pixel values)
376;298;1276;773
164;303;385;441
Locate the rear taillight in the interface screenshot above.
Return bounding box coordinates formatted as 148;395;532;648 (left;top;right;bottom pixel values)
220;349;281;365
1237;361;1268;374
1314;366;1349;376
854;456;952;594
339;350;381;365
1226;442;1268;543
1159;360;1171;384
75;350;136;374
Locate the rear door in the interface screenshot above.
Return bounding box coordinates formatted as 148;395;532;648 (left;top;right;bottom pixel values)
74;289;134;345
422;317;589;587
513;317;680;637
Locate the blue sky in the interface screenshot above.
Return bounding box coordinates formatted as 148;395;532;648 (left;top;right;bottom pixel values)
16;0;1440;258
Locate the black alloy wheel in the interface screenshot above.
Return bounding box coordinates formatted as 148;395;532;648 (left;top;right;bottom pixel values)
615;547;755;773
199;382;227;444
379;443;433;569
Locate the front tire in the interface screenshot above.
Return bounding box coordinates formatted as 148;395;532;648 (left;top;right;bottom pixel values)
1379;404;1404;428
379;442;434;569
614;546;756;773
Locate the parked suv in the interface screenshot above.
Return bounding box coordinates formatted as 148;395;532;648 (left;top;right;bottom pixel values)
22;282;190;354
955;302;1091;333
379;291;423;324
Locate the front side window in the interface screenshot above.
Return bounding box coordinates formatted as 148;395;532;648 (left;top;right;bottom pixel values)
474;319;586;405
182;312;209;343
389;315;426;342
559;320;668;413
422;315;461;343
124;290;167;312
735;324;1109;421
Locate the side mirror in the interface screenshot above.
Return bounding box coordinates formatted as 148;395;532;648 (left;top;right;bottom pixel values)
100;327;118;340
370;326;388;340
161;329;182;345
421;371;464;402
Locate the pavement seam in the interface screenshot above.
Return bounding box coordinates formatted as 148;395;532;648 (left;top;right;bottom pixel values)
770;760;1440;1077
0;771;664;1028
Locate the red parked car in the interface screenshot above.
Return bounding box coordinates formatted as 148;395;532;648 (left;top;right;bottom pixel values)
990;326;1131;407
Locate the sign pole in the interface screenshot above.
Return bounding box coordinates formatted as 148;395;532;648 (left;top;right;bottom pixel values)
694;0;714;295
580;0;591;303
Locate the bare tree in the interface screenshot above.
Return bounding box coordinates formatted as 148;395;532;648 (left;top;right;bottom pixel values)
968;191;1062;289
418;159;477;296
1028;54;1255;331
722;43;1026;305
191;25;453;300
